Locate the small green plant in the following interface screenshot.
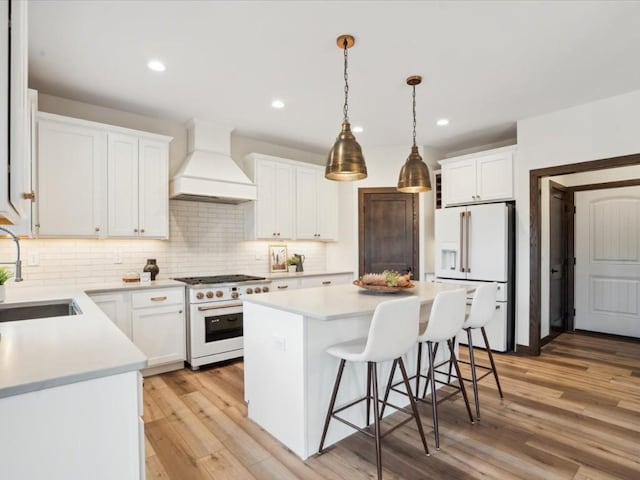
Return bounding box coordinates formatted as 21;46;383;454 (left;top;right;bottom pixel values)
0;267;13;285
286;256;299;266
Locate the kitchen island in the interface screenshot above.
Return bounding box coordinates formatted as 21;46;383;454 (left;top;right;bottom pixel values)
0;286;147;480
242;281;468;459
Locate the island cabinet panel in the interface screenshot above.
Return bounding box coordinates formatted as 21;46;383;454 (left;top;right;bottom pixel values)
0;371;143;480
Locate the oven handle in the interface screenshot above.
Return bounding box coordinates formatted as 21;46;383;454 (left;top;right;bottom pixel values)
197;303;243;311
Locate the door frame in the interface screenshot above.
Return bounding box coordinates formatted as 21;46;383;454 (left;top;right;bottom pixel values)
358;187;419;278
529;153;640;355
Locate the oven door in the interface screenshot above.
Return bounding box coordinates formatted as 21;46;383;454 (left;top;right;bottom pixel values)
189;302;243;359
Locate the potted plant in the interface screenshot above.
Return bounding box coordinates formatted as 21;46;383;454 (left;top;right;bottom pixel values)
0;267;13;302
286;256;298;273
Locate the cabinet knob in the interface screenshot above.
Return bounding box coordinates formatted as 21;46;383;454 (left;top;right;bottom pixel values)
178;310;183;314
140;228;145;233
273;232;276;236
95;227;100;232
134;228;138;233
277;233;281;236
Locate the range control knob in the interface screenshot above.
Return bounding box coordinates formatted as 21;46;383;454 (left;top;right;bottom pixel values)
231;291;239;299
262;286;269;293
254;287;261;294
216;290;223;298
206;291;214;299
196;292;205;300
246;288;253;294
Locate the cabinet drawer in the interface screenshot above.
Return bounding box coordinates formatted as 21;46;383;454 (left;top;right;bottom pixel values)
271;279;299;292
131;288;184;309
300;274;352;289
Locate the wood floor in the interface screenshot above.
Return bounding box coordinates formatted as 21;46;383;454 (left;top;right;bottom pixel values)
143;333;640;479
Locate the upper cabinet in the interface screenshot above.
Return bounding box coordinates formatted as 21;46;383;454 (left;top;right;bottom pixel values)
35;113;171;238
295;165;338;241
244;153;338;242
440;146;515;207
0;1;30;225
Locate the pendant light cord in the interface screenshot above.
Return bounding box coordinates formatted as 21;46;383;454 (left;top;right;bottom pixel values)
412;84;417;147
343;39;349;122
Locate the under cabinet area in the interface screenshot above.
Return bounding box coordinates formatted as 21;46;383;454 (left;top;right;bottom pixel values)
35;112;171;238
90;286;185;375
440;146;514;207
244;153;339;241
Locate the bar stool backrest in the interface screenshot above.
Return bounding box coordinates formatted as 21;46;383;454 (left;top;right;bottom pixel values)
464;283;497;329
360;296;420;363
419;288;467;343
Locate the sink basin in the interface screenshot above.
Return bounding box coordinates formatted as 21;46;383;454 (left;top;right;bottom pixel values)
0;300;81;323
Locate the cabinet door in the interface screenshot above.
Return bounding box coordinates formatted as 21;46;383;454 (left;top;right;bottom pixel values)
275;162;294;239
441;158;476;206
37;119;106;237
107;133;139;237
132;305;186;367
138;138;169;238
317;175;338;241
295;166;318;239
90;292;132;338
255;160;278;239
476;152;513;202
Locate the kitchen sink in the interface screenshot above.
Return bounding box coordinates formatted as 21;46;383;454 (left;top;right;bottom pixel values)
0;300;81;323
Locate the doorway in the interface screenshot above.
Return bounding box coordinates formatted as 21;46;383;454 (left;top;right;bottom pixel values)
548;181;575;336
358;187;419;278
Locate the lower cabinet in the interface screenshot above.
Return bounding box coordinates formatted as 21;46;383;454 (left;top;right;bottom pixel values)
90;286;186;374
270;273;353;291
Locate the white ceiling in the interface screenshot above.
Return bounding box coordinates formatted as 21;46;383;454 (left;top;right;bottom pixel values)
28;1;640;155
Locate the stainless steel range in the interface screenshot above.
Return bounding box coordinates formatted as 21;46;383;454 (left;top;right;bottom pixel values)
174;274;271;370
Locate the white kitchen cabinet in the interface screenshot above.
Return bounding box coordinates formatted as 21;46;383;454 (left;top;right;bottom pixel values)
36;116;107;237
90;286;185;374
296;165;338;241
245;154;295;240
0;1;30;225
108;134;169;239
440;146;514;207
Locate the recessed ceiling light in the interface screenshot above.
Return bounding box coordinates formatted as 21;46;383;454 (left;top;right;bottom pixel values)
436;118;449;126
271;100;285;109
147;60;166;72
352;125;364;133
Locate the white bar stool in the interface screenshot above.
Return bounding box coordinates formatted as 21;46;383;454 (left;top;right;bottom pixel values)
318;296;429;480
460;282;504;420
382;288;474;450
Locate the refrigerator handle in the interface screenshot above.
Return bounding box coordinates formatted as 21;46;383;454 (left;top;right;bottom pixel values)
466;210;471;273
459;211;466;272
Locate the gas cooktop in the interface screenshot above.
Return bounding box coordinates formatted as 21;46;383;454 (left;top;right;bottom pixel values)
174;275;266;286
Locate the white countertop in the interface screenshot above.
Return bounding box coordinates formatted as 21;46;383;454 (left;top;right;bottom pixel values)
0;286;147;399
84;278;185;293
243;281;469;320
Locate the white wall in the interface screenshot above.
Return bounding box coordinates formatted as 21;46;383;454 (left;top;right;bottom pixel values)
516;88;640;346
326;145;442;280
540;165;640;338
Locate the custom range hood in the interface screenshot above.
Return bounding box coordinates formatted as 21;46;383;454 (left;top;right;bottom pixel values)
170;120;256;204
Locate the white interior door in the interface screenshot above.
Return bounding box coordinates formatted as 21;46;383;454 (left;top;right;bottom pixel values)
575;186;640;337
466;202;508;282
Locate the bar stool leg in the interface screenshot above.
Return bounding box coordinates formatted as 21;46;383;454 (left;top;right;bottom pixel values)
370;362;383;480
415;342;422;399
421;342;440;399
378;358;398;420
427;341;441;449
466;328;481;420
481;327;504;398
397;357;430;456
366;362;372;426
318;359;346;453
447;339;474;424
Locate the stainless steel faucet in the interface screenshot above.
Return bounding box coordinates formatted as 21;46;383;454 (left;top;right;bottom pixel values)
0;227;23;282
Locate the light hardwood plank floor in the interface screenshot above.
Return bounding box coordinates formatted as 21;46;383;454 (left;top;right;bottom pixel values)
144;333;640;479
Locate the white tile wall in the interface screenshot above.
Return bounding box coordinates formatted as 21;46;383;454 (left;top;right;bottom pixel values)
0;200;327;288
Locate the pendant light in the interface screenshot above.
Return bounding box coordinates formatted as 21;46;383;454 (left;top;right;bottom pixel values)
397;75;431;193
325;34;367;181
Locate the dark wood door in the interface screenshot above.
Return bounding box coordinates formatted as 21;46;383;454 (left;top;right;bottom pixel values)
358;187;419;279
549;181;574;334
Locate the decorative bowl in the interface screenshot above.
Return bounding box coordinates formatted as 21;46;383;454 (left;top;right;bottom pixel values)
352;280;415;293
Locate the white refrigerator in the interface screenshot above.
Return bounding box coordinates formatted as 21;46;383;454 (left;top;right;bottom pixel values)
435;202;515;352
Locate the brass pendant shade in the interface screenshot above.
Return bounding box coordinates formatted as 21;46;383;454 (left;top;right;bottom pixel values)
326;34;367;182
397;75;431;193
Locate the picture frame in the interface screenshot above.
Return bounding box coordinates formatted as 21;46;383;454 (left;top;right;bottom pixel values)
268;244;288;272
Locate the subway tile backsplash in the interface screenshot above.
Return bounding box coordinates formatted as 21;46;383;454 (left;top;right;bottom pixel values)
1;200;327;288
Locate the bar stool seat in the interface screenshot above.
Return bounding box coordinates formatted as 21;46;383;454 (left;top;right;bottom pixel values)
318;296;429;480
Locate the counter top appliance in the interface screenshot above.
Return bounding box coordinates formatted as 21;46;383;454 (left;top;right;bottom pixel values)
174;274;271;369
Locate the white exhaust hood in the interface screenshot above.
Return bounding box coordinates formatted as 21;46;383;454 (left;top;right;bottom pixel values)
170;120;257;204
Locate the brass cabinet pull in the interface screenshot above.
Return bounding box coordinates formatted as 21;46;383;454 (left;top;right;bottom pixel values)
22;191;35;201
277;285;289;289
322;281;331;285
150;296;167;301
